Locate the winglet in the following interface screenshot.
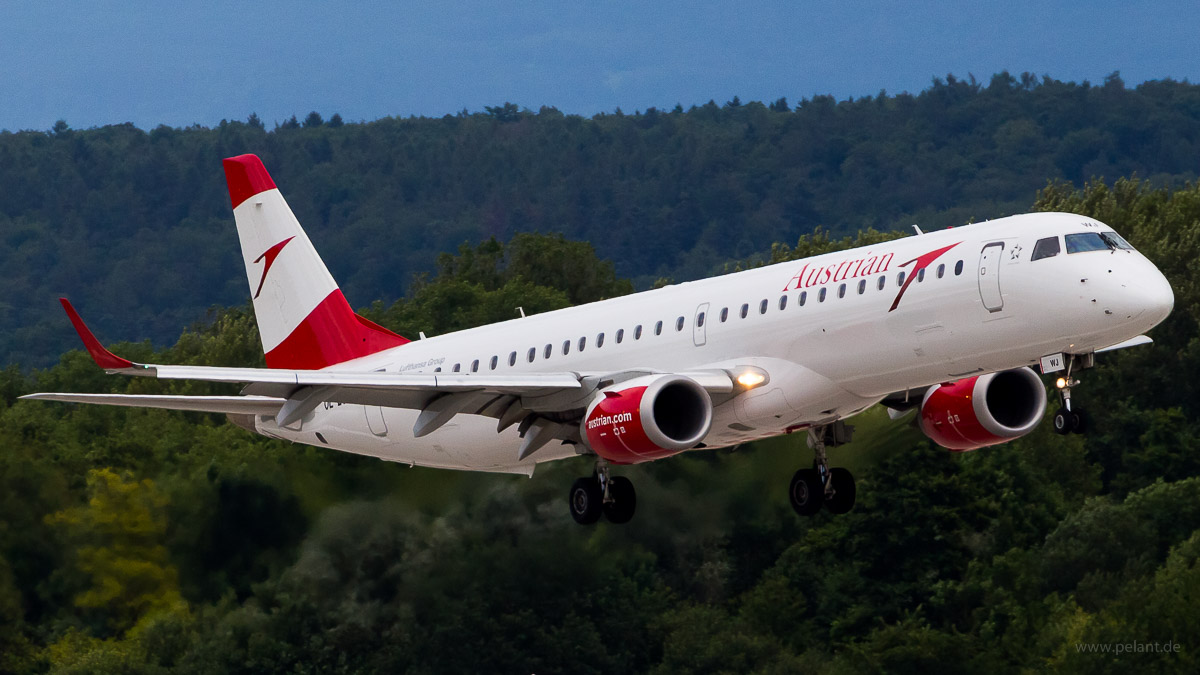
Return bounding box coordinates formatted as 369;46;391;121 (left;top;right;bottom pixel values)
59;298;135;370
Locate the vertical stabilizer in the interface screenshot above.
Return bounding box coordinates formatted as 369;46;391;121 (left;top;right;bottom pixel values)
223;154;408;369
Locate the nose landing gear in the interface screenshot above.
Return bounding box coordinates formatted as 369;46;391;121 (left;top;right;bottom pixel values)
789;423;857;517
1052;354;1089;435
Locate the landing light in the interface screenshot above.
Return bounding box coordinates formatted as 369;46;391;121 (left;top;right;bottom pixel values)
737;371;767;388
1056;377;1067;389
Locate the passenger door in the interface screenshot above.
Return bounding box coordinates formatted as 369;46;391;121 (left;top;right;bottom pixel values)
977;243;1004;312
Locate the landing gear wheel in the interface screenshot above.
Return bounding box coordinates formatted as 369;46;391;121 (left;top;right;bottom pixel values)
602;476;637;524
1053;408;1072;435
824;468;856;515
789;468;823;516
1070;409;1087;434
568;477;603;525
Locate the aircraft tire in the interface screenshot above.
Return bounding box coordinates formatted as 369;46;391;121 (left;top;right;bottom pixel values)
824;468;856;515
1070;409;1087;434
789;468;824;516
569;477;603;525
1053;408;1072;435
603;476;637;524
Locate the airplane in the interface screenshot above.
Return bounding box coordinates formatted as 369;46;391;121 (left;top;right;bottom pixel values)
23;154;1175;525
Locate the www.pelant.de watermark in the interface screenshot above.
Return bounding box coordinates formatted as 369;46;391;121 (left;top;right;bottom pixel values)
1075;641;1181;655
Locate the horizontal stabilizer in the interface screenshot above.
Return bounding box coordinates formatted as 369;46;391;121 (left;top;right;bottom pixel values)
19;393;285;415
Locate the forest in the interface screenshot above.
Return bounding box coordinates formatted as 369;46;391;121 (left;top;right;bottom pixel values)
2;71;1200;367
2;72;1200;672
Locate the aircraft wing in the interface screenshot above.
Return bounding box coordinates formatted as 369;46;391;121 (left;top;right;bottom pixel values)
24;300;736;455
19;393;286;415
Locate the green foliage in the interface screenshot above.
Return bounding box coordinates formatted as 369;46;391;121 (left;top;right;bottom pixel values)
5;74;1200;367
2;131;1200;668
363;233;632;336
46;468;186;634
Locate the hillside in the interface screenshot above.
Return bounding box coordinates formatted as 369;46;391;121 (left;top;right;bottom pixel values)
3;176;1200;671
3;71;1200;366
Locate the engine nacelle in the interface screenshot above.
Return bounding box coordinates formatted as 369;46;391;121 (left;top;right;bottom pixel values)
918;367;1047;452
581;374;713;464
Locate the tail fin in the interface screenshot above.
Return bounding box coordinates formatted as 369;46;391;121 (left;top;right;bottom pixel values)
223;154;409;369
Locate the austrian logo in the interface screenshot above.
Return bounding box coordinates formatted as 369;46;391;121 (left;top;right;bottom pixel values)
781;241;962;312
252;236;295;299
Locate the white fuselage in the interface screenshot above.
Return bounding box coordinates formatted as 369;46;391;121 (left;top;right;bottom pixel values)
252;213;1174;474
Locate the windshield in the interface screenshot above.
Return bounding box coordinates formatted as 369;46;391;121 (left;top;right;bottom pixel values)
1065;233;1109;253
1100;231;1135;250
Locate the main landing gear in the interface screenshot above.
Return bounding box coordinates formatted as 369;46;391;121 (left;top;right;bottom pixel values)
568;459;636;525
1052;354;1090;435
789;422;856;517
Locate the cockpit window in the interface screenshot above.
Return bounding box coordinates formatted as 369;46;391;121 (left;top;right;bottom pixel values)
1065;232;1112;254
1032;236;1061;261
1100;231;1135;250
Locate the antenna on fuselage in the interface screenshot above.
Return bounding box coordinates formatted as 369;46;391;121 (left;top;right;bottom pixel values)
912;224;924;235
517;307;526;318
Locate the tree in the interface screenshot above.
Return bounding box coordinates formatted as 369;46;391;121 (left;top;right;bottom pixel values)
47;468;186;634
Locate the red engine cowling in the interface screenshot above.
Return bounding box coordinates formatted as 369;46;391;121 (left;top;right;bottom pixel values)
919;367;1047;451
581;374;713;464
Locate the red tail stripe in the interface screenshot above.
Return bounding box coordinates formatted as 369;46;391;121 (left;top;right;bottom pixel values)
264;290;409;369
223;154;278;209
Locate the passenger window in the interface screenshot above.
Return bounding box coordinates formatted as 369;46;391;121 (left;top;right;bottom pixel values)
544;344;552;359
917;269;925;282
696;313;705;328
818;288;827;302
1032;236;1061;261
955;260;964;276
720;307;729;322
435;367;441;372
858;279;866;294
759;299;768;314
898;271;906;286
490;355;498;370
616;328;625;343
508;351;516;367
676;316;685;331
453;363;461;372
597;332;605;348
527;347;536;363
562;340;570;355
799;291;807;306
779;295;787;311
635;325;643;339
838;283;846;298
471;359;479;373
936;264;945;278
655;321;663;336
877;275;886;290
740;304;749;319
578;336;586;351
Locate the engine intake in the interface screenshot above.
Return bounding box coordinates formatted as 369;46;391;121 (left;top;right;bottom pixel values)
582;374;713;464
919;367;1047;451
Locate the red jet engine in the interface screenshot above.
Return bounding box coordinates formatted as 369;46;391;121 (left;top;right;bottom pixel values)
581;374;713;464
918;367;1047;451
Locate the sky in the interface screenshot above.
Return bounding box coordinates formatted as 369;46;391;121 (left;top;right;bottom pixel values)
1;1;1197;132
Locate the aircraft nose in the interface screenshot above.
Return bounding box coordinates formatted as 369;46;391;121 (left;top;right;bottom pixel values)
1142;267;1175;325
